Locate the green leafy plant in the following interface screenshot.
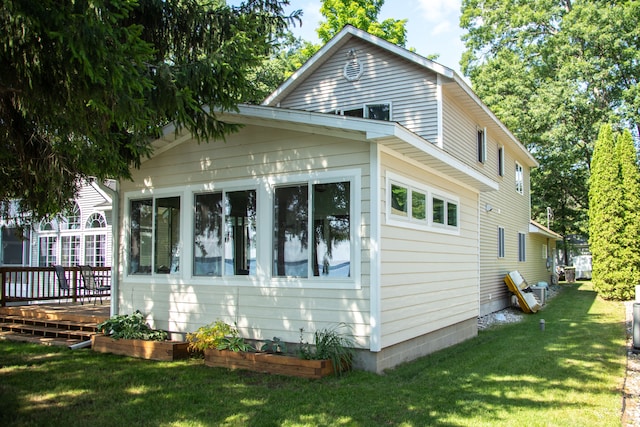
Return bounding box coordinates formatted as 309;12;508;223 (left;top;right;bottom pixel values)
96;310;168;341
298;323;354;375
218;335;254;352
260;336;287;353
187;320;252;352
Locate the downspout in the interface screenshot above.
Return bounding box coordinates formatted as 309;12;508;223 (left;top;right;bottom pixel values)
97;179;120;316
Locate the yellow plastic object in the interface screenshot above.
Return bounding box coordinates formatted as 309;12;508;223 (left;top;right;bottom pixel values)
504;271;541;313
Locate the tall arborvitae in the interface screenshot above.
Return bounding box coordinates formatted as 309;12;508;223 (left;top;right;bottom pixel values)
616;129;640;294
588;125;628;299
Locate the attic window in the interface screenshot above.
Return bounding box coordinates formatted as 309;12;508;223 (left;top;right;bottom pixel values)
343;49;364;81
337;103;391;121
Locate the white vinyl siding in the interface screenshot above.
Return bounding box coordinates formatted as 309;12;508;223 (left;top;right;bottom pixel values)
276;39;440;143
379;152;478;348
120;125;372;348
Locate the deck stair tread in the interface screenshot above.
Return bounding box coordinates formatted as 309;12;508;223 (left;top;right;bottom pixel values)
0;322;96;339
0;315;99;330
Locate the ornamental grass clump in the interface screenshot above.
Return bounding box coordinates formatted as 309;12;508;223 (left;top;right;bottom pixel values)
96;310;168;341
298;323;354;376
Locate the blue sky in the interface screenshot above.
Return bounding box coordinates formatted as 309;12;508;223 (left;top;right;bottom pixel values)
284;0;466;75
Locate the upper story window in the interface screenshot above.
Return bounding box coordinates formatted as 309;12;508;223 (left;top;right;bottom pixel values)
477;127;487;163
498;146;505;177
498;227;505;258
518;232;526;262
86;212;107;228
338;102;391;121
387;172;460;233
515;162;524;194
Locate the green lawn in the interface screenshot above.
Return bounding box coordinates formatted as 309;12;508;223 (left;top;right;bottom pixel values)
0;283;627;426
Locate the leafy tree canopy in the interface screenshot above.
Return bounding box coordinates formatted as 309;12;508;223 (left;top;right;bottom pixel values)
460;0;640;239
0;0;300;225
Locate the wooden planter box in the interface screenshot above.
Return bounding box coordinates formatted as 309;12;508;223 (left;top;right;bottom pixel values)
91;334;189;361
204;349;338;379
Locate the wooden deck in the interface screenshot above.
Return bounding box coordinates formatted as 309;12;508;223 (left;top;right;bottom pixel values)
0;302;111;346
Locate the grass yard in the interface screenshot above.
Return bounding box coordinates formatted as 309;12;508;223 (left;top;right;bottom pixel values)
0;282;627;426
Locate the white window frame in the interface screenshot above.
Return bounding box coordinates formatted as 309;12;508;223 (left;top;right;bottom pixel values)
125;188;183;277
515;162;524;195
123;171;361;290
386;172;460;235
269;170;360;286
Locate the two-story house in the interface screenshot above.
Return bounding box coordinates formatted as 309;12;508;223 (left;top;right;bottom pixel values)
112;26;557;372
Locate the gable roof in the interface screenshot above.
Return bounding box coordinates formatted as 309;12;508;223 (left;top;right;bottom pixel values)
529;219;562;239
152;104;499;192
263;25;537;168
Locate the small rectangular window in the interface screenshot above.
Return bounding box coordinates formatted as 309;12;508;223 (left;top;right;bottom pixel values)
366;104;390;121
518;232;526;262
225;190;257;276
433;197;445;224
391;184;408;217
515;162;524;195
447;201;458;227
412;191;426;220
477;127;487;163
498;227;505;258
498;146;504;176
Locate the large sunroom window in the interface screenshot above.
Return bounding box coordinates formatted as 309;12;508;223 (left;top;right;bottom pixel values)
193;190;257;276
273;181;351;278
129;196;181;275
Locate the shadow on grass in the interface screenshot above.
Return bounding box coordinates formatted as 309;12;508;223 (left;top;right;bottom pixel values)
0;283;627;426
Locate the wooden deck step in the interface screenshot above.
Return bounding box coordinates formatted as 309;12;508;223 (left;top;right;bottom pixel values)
0;315;99;331
0;322;96;340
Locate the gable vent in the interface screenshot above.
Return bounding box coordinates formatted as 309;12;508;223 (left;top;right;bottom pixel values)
343;49;364;81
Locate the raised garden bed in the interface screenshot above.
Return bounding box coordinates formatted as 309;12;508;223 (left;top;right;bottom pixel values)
204;348;337;379
91;334;189;361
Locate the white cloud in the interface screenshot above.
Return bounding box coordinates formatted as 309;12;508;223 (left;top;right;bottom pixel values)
417;0;461;35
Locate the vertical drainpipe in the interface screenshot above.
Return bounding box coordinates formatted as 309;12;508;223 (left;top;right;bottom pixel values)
98;179;119;316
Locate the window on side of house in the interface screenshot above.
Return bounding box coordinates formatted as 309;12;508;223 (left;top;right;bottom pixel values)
60;235;81;267
2;227;25;265
224;190;257;276
38;236;57;266
390;182;428;223
515;162;524;195
129;197;181;275
85;235;106;267
273;180;351;278
498;227;505;258
433;196;458;228
518;232;526;262
338;103;391;121
498;146;505;177
477;127;487;163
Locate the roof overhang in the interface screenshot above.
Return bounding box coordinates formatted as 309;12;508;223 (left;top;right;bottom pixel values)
529;219;562;239
151;104;499;192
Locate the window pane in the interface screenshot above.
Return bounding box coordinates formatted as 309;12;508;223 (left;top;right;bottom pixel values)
225;190;257;276
313;182;350;277
343;108;364;117
2;227;24;265
61;236;80;267
274;185;308;277
433;198;444;224
130;199;152;274
391;184;408;217
367;104;390;121
85;234;106;266
39;236;57;266
412;191;426;220
447;202;458;226
155;197;180;274
194;193;223;276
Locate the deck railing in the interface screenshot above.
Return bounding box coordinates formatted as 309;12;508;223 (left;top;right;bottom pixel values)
0;266;111;306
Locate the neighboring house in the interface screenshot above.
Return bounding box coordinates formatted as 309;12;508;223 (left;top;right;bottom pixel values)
0;180;114;268
114;26;558;372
